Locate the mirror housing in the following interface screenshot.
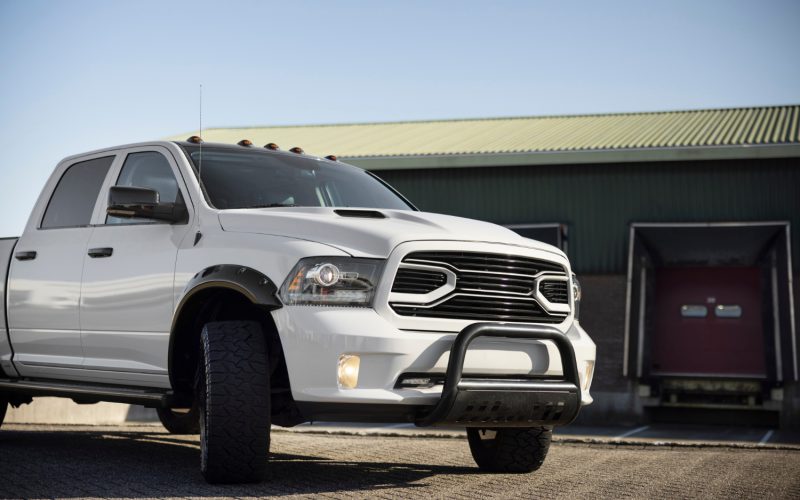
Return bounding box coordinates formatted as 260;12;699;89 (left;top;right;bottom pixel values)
107;186;187;223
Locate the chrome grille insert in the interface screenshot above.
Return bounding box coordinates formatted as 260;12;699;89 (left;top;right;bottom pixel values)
539;280;569;304
389;251;569;323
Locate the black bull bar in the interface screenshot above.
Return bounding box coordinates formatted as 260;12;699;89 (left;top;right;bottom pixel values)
416;323;582;427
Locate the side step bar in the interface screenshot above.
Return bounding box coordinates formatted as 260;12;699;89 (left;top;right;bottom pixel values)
0;378;189;408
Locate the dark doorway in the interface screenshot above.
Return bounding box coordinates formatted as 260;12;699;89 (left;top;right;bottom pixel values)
624;222;797;427
625;222;796;384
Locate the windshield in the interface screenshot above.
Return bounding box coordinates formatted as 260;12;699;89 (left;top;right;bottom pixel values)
181;145;414;210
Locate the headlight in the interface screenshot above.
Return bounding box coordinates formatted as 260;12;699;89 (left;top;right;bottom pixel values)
280;257;385;307
571;273;581;320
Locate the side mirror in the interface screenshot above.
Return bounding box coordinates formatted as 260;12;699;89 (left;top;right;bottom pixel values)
107;186;187;223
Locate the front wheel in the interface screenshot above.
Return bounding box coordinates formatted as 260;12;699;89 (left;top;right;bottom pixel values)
198;320;271;484
466;427;552;473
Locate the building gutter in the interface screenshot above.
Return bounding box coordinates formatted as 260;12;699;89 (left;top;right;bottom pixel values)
345;144;800;171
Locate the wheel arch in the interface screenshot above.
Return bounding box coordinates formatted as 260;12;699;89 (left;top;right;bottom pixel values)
168;265;283;392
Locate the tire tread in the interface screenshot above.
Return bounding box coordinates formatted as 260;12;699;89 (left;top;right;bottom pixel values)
467;427;552;473
200;320;271;483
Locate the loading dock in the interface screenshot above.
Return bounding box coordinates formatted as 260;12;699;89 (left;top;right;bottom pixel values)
624;222;797;425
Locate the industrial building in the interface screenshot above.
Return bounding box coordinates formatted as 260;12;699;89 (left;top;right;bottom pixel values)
187;104;800;428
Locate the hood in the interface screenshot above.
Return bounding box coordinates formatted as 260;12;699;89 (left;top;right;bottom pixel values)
218;207;565;259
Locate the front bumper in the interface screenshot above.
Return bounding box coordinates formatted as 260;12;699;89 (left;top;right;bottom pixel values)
271;306;595;417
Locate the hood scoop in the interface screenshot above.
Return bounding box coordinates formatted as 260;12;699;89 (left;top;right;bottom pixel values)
334;209;386;219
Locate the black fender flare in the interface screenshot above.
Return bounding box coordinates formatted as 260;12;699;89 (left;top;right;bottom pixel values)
168;265;282;389
175;264;282;316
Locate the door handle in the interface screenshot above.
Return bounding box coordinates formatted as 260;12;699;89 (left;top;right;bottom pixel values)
14;251;37;261
88;247;114;258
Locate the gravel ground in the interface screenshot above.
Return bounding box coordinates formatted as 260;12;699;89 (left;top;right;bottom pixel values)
1;424;799;499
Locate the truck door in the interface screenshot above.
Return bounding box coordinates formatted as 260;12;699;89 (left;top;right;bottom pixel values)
6;155;115;379
78;147;193;388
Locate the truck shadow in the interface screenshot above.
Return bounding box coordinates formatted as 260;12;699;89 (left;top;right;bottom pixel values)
0;427;477;498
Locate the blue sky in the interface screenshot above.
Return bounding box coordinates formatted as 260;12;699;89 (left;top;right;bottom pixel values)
1;0;798;237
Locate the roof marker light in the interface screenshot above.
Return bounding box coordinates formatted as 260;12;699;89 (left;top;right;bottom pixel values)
325;155;338;161
290;147;304;154
264;142;280;150
237;139;253;147
187;135;203;144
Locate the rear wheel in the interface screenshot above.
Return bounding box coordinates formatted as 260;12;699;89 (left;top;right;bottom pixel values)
198;320;271;484
156;405;200;434
467;427;552;473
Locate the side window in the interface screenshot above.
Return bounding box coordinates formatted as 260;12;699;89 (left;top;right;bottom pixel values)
41;156;114;229
106;151;182;225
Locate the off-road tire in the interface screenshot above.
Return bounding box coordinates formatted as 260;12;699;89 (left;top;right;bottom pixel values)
198;321;271;484
156;405;200;434
467;427;552;473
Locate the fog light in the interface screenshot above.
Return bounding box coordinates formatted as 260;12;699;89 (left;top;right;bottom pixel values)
337;354;360;389
581;360;595;392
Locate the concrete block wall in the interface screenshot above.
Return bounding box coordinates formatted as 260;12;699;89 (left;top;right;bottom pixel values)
573;274;641;425
5;398;157;425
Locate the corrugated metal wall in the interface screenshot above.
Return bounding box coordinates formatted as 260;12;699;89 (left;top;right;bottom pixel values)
374;157;800;274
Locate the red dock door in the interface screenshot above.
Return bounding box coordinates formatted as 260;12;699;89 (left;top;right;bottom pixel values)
651;267;765;377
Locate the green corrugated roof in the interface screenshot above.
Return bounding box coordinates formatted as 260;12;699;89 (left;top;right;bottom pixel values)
176;105;800;155
171;105;800;168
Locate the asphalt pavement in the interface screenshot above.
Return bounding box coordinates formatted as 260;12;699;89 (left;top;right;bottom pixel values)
1;423;799;499
291;421;800;447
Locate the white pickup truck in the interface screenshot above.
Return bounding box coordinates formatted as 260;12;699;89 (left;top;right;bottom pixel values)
0;138;595;483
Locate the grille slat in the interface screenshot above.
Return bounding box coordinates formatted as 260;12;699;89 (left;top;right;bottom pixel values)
393;295;563;323
404;251;564;275
391;268;447;294
390;251;569;323
458;272;534;294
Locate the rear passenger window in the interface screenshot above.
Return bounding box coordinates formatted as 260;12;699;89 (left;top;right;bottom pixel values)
106;151;182;225
41;156;114;229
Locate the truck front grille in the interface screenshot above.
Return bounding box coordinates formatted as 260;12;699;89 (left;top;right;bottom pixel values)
389;251;569;323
